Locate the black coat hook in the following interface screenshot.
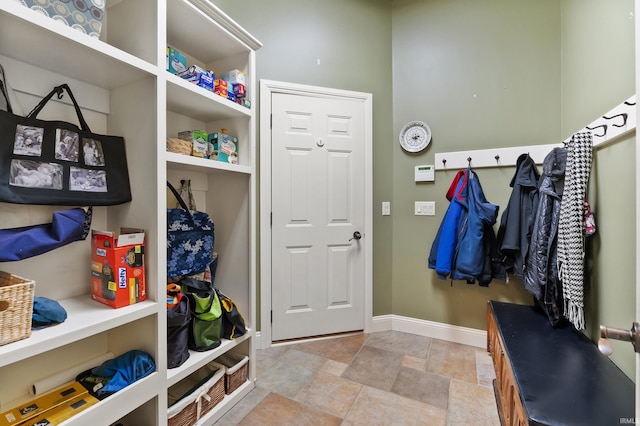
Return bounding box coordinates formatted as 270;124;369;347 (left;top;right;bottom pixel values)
467;157;472;166
442;158;447;167
586;123;607;137
603;113;628;128
494;154;500;162
624;100;636;106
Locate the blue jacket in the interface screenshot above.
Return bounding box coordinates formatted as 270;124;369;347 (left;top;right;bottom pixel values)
428;169;501;284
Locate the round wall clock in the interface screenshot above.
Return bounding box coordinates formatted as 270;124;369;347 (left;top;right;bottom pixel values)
399;121;432;152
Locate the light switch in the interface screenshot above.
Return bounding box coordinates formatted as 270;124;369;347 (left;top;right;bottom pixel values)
415;201;436;216
425;201;435;216
382;201;391;216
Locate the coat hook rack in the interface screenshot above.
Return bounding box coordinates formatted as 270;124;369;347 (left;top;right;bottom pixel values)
603;113;628;128
586;123;608;137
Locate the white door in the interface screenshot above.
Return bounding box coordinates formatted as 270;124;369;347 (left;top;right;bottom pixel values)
270;92;366;341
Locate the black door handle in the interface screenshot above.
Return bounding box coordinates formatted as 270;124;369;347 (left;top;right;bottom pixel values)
349;231;362;241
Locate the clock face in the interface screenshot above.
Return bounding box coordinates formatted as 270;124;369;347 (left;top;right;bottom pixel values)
399;121;431;152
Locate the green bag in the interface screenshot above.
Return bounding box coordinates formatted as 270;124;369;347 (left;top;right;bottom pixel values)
180;278;222;351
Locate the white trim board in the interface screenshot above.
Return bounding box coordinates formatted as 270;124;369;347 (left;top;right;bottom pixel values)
435;94;636;170
256;316;487;349
371;315;487;348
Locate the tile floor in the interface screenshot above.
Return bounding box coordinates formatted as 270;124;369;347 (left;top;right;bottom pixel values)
215;330;500;425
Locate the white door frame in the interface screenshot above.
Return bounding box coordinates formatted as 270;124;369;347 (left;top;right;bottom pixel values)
259;79;373;349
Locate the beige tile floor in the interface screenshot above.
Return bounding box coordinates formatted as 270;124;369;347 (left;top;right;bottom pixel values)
215;330;500;426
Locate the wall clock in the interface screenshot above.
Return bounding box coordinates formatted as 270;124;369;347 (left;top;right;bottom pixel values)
399;121;432;153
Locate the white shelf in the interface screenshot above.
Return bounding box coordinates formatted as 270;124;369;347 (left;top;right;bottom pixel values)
2;0;259;423
167;0;256;62
166;74;252;122
0;2;156;90
61;372;161;426
166;151;252;175
167;330;252;387
0;297;158;368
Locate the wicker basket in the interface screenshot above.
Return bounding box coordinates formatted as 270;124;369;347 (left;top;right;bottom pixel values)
0;271;35;346
167;362;225;426
216;352;249;395
167;138;193;156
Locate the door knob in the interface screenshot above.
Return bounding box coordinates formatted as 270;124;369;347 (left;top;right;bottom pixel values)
349;231;362;241
598;322;640;355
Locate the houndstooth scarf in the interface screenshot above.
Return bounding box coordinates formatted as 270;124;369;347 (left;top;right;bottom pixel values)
557;132;592;330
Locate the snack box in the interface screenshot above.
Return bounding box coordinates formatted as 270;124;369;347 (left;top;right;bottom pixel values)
19;394;99;426
232;83;246;98
168;46;187;75
178;65;215;92
220;69;246;86
0;382;87;426
178;130;209;158
213;79;228;97
209;132;239;164
91;229;146;309
236;98;251;109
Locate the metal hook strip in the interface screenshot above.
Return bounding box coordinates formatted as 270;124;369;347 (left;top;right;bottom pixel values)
603;113;628;128
586;123;607;137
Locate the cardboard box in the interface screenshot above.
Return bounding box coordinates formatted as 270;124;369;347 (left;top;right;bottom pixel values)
220;69;246;86
19;394;99;426
178;65;215;92
232;83;246;98
91;229;146;309
168;46;187;75
178;130;209;158
209;132;239;164
0;382;87;426
236;98;251;109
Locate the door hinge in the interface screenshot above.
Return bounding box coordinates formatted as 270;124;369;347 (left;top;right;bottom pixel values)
270;310;273;323
270;114;272;129
270;212;272;227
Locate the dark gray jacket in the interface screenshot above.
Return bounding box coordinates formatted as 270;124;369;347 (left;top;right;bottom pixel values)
524;147;567;326
497;154;540;278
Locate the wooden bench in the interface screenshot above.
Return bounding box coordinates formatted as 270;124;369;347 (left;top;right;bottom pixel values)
487;300;634;426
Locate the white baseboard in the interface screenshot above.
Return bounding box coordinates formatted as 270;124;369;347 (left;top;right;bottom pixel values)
256;316;487;349
372;314;487;348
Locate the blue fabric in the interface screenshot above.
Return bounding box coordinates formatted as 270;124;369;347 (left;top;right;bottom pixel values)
430;171;467;278
0;207;90;262
429;169;499;283
451;172;499;281
91;350;155;395
32;297;67;329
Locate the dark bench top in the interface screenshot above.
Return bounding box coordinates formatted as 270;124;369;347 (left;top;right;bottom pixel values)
489;300;634;426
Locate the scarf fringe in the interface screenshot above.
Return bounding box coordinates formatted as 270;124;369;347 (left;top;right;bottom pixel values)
565;299;585;330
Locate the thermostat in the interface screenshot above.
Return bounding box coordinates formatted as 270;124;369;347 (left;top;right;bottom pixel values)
415;165;435;182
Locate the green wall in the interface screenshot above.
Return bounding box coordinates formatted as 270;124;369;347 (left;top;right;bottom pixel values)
560;0;636;378
218;0;636;376
390;0;560;329
221;0;395;317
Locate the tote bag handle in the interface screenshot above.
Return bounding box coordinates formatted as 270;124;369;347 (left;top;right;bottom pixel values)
167;181;195;222
0;64;12;114
27;84;91;132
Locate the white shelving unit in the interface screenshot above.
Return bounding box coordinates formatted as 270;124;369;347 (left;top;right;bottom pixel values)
0;1;260;425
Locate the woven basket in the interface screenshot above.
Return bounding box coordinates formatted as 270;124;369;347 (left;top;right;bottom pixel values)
168;362;225;426
216;352;249;395
0;271;35;346
167;138;193;156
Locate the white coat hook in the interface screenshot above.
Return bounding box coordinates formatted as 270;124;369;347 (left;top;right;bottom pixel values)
316;138;324;147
